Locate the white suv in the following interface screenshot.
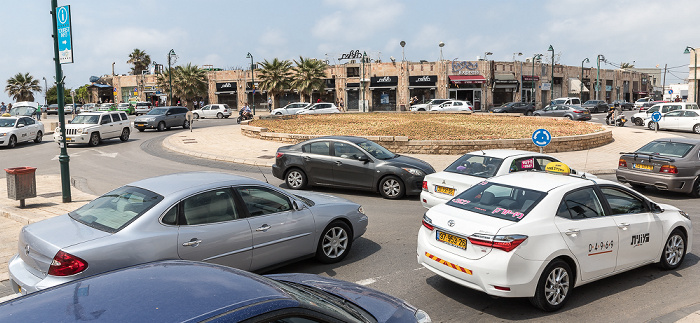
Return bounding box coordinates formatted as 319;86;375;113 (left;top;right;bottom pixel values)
54;111;131;146
134;102;153;115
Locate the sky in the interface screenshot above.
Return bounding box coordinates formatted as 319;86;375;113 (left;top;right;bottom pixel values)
0;0;697;104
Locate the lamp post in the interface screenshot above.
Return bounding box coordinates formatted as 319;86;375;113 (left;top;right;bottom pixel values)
512;53;522;101
246;52;255;115
581;58;589;101
42;77;48;107
596;54;605;100
168;49;176;105
531;54;543;105
547;45;554;104
685;46;697;102
439;41;445;61
400;41;406;62
512;52;523;62
361;51;367;112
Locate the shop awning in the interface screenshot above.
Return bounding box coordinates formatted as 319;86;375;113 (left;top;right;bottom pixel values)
215;91;237;95
494;74;518;83
449;75;486;84
569;78;589;94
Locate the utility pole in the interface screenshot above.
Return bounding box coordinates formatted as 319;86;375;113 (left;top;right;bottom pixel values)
596;54;605;100
51;0;71;202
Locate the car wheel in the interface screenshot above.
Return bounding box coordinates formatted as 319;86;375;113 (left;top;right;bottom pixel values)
88;132;100;147
119;128;130;142
183;120;190;129
217;112;223;119
648;121;657;130
285;168;307;190
634;118;643;126
529;259;573;312
660;229;687;270
137;128;145;132
157;122;165;132
693;124;700;134
690;179;700;198
379;175;405;199
8;135;17;148
275;112;282;115
34;131;43;143
316;221;352;264
526;110;533;116
565;115;573;120
193;113;199;119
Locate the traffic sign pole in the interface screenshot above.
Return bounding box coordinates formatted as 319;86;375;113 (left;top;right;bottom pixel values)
52;1;71;203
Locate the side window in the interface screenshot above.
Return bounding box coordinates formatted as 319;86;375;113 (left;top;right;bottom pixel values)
111;113;122;121
333;142;365;160
600;187;648;215
16;118;26;126
556;187;604;220
182;189;238;225
235;186;292;217
302;141;330;155
211;106;219;110
161;205;178;225
684;111;699;117
101;115;112;124
120;112;128;120
535;157;558;171
509;157;538;172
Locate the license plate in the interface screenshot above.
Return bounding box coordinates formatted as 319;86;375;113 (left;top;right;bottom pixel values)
437;230;467;250
435;185;455;196
66;138;73;142
633;163;653;170
135;123;145;126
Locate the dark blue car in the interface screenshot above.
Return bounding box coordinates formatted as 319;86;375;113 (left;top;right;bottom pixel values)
0;260;431;322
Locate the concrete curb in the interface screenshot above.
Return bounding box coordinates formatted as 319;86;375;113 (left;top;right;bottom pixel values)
161;134;275;167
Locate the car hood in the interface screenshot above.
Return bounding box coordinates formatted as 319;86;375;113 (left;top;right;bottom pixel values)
267;273;418;323
381;155;435;174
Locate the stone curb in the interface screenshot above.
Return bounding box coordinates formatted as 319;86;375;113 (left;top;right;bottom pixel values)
161;134;275;168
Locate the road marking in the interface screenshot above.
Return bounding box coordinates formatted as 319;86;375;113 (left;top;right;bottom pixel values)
51;149;118;160
354;267;426;286
0;293;20;303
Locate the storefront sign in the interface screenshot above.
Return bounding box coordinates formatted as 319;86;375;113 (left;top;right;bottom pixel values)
346;82;360;88
370;76;398;87
452;60;479;75
541;83;551;91
338;50;363;61
522;75;540;81
409;75;437;86
216;82;237;92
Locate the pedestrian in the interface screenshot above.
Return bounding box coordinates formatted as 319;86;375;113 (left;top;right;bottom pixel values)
35;105;41;121
675;95;681;102
194;100;199;110
7;103;12;114
268;97;273;112
339;98;345;112
199;99;204;108
317;98;322;103
0;102;6;115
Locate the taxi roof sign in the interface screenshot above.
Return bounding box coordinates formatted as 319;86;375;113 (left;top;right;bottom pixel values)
545;162;571;175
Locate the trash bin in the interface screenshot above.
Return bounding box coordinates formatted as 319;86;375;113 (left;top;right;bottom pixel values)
5;167;37;208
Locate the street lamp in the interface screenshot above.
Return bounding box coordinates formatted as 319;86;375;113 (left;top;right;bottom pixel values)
547;45;554;104
439;41;445;61
484;51;493;60
581;58;589;100
42;77;48;107
596;54;605;100
532;54;543;105
512;52;523;61
685;46;697;102
400;41;406;62
246;52;256;115
168;49;176;105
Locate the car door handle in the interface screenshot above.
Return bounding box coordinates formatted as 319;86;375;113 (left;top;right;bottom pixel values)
336;161;343;166
617;223;630;230
256;224;271;232
182;238;202;247
303;156;311;161
565;229;580;237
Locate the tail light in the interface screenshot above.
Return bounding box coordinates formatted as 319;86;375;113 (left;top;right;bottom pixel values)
48;250;88;276
467;234;528;252
422;214;434;231
660;165;678;174
618;159;627;167
275;152;284;158
422;181;428;191
573;110;585;113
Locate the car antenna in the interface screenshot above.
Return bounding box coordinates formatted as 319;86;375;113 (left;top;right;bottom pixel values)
256;164;269;183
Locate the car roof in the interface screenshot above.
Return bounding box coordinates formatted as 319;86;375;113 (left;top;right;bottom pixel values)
489;171;606;192
0;260;294;322
464;149;552;159
129;172;265;196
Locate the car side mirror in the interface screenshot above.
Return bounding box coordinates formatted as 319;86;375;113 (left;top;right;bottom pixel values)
358;155;370;163
17;124;24;128
166;111;172;115
651;203;664;213
292;200;303;211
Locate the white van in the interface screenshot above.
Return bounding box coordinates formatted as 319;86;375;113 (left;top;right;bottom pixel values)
544;97;581;109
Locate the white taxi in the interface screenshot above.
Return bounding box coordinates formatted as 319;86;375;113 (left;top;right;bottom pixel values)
0;116;44;148
417;166;692;311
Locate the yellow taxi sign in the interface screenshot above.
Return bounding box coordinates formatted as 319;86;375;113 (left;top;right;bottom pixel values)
545;162;571;175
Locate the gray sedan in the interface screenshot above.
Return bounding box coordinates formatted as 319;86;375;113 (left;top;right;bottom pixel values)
533;104;591;120
133;106;190;132
8;172;368;295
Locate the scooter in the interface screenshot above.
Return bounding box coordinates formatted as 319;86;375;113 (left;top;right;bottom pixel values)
605;113;627;127
236;110;253;124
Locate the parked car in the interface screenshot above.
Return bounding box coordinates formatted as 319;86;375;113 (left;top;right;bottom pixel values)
642;102;700;129
617;138;700;196
2;260;430;323
133;106;190;132
0;116;44;148
273;136;435;199
271;102;311;115
97;103;115;111
634;97;652;109
646;109;700;133
420;150;592;208
45;104;59;115
296;102;341;115
116;102;134;114
417;170;692;311
81;103;97;112
611;100;634;110
430;100;473;112
533;104;591;120
8;102;39;117
544;97;582;109
489;102;535;115
192;103;232;119
133;101;153;115
8;172;368;295
581;100;609;113
52;111;130;146
410;99;451;112
639;100;667;112
632;104;680;126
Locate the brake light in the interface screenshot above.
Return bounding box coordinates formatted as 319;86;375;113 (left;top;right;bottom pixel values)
660;165;678;174
422;181;428;191
48;250;88;276
276;152;284;158
573;110;585;113
422;215;434;231
618;159;627;167
493;285;511;291
467;234;528;252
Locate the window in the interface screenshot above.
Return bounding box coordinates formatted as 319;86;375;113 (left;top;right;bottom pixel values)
665;111;683;117
302;141;330;155
446;182;545;222
556;187;604;220
16;118;25;126
161;206;177;225
101;115;112;124
235;186;292;217
636;141;694;158
69;186;163;233
684;111;699;117
445;154;503;178
600;187;647;215
509;157;539;172
347;67;360;77
333;142;365;160
182;189;238;225
535;157;558;171
111;113;122;121
25;118;35;125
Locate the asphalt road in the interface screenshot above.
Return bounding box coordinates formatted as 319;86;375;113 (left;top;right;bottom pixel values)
1;113;700;322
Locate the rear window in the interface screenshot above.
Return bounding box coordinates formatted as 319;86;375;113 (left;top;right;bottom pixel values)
444;154;503;178
636;141;695;158
69;186;163;233
446;182;546;222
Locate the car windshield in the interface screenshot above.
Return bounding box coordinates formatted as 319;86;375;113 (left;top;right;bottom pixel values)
444;154;503;178
271;280;370;323
69;186;163;233
636;141;695;158
0;118;16;127
9;106;35;116
552;99;567;105
148;108;168;115
446;182;546;222
357;140;395;160
70;115;99;124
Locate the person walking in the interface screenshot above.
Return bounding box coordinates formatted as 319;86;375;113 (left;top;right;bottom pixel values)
339;98;345;112
267;97;273;113
0;102;6;115
35;105;41;120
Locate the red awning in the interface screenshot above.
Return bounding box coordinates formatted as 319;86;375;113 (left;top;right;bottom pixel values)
449;75;486;84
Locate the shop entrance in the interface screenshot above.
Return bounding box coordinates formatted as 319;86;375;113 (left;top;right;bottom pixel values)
449;89;482;110
346;90;360;111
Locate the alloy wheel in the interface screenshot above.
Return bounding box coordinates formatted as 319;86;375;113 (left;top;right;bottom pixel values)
544;267;570;306
665;234;685;267
382;178;401;197
322;227;348;259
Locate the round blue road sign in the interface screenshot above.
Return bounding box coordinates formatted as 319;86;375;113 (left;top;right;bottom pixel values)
532;128;552;147
651;111;662;122
668;89;673;95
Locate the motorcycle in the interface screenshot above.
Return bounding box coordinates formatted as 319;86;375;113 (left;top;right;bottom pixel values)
236;110;253;124
605;113;627;127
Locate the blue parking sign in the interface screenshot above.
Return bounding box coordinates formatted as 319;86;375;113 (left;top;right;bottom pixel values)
56;5;73;64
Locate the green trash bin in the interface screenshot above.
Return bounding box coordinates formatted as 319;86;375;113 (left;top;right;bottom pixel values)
5;167;37;207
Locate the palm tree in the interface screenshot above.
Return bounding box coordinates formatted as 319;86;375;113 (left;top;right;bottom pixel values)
291;56;327;102
173;63;207;108
258;58;293;109
5;72;42;102
620;62;635;69
127;48;151;75
155;67;174;104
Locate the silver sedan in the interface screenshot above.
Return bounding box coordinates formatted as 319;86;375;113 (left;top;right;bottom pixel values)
9;172;368;295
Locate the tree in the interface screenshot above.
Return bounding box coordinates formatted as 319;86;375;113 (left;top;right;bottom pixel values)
258;58;293;109
75;84;90;103
155;64;207;107
46;85;75;104
127;48;151;75
620;62;635;69
155;67;174;104
291;57;327;102
5;72;42;102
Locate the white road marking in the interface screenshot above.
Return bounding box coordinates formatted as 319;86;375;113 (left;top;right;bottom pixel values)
354;267;426;286
0;293;20;303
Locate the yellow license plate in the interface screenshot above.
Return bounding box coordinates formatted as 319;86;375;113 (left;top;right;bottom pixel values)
437;230;467;250
633;163;653;170
135;123;145;126
66;138;73;142
435;185;455;196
